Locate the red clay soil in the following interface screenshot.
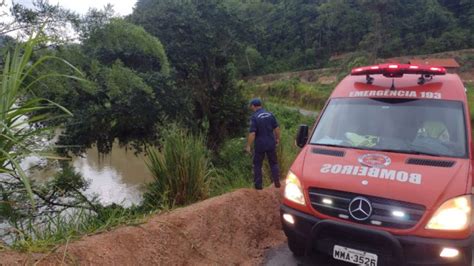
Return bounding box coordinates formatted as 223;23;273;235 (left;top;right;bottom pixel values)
0;188;286;265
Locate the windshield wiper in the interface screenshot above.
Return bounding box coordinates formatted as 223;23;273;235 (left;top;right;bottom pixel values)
315;143;378;151
365;148;441;157
313;143;351;149
401;150;442;157
315;144;442;157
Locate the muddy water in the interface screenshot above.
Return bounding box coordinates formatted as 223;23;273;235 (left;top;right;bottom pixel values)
27;142;154;207
1;144;152;244
72;144;154;207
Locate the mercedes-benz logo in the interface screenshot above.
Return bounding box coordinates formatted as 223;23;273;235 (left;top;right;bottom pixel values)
348;197;373;221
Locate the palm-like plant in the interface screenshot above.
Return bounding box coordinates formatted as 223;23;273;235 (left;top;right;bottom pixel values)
0;34;79;206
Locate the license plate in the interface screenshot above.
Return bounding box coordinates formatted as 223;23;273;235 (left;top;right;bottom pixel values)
333;245;378;266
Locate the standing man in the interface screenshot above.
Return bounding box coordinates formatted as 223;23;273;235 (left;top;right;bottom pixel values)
245;98;281;190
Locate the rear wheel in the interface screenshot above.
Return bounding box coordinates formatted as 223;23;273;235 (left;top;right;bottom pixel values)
287;236;306;257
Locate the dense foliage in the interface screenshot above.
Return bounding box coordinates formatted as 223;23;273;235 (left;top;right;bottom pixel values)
134;0;474;75
131;0;248;149
31;19;178;154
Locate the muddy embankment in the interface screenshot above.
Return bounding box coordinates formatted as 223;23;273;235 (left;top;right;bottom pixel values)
1;188;285;265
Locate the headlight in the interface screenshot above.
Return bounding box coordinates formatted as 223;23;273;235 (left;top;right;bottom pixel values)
284;171;305;205
426;195;471;231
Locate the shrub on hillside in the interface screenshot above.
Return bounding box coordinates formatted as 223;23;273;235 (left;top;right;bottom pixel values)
249;80;331;110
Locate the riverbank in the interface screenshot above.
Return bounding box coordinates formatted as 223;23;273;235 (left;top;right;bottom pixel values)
1;187;284;265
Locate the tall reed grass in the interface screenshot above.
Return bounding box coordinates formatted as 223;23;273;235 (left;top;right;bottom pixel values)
144;126;212;208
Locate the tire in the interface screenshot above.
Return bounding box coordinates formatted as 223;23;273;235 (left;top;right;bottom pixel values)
287;236;306;257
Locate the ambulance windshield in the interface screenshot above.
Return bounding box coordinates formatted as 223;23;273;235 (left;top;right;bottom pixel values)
311;98;468;158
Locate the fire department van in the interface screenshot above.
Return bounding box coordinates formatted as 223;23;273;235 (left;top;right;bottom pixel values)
280;64;473;266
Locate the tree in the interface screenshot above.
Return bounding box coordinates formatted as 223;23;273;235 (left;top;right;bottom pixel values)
32;19;176;154
57;60;162;153
1;0;78;41
83;18;169;75
131;0;247;149
315;0;368;55
237;46;265;76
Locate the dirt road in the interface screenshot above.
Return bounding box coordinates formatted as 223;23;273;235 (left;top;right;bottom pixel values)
263;244;338;266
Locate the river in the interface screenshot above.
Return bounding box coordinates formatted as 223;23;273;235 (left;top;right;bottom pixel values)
0;143;153;244
24;142;154;207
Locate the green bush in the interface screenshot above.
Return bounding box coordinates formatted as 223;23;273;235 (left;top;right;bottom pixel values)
264;103;315;181
459;54;474;72
244;80;331;110
466;83;474;123
211;138;253;195
335;52;374;81
265;102;315;129
143;126;212;208
275;127;298;177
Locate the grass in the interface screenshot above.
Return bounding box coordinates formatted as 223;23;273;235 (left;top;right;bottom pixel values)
242;79;332;111
143;126;212;209
10;206;154;252
466;82;474;121
270;103;315;177
211;137;253;195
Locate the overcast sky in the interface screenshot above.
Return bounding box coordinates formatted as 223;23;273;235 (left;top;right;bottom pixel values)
1;0;138;38
12;0;138;16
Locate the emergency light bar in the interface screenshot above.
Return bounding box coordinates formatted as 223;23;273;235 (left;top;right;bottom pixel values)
351;64;446;78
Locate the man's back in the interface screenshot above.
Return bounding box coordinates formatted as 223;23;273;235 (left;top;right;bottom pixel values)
246;99;281;189
250;108;278;152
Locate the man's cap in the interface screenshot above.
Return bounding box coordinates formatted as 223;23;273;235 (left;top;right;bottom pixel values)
249;98;262;106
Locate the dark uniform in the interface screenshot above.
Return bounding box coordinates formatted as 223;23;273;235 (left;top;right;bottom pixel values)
249;108;280;189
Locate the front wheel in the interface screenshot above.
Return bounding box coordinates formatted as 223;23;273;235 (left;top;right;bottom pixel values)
287;236;306;257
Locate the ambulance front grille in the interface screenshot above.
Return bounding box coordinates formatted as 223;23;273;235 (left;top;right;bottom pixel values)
311;148;345;157
308;188;426;230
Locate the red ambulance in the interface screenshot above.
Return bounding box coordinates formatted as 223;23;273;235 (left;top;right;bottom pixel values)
281;64;473;265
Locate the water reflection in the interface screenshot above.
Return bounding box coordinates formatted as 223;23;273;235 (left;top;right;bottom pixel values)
73;144;153;207
26;142;154;207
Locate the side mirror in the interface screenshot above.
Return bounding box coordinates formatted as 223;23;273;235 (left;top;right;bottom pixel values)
296;124;309;148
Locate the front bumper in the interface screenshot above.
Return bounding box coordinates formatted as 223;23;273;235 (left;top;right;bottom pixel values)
281;204;472;266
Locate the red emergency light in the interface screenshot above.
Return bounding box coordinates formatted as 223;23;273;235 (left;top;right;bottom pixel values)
351;64;446;78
